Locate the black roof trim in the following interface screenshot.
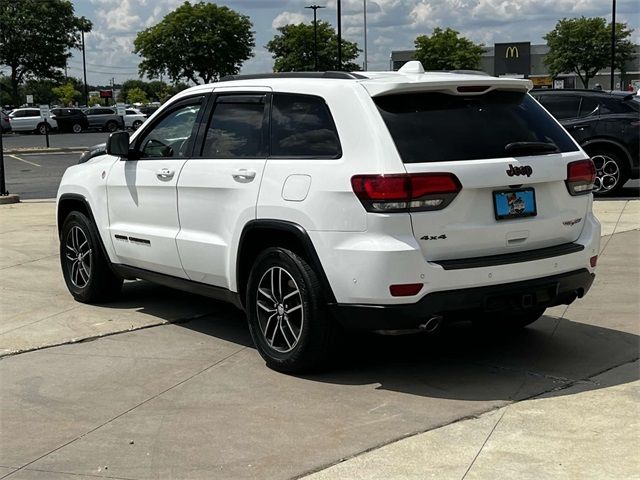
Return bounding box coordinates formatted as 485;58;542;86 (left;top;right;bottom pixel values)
218;71;368;82
530;88;635;99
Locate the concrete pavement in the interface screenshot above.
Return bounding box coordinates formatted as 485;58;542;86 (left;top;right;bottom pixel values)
0;199;638;479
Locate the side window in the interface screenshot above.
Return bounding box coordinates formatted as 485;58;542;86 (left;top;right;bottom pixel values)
27;109;40;117
540;96;580;120
137;100;202;159
579;97;599;117
125;110;136;115
271;94;341;158
599;98;637;114
201;95;266;158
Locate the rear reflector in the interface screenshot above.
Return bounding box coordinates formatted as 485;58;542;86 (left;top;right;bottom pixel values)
590;255;598;267
351;173;461;213
566;159;596;196
389;283;423;297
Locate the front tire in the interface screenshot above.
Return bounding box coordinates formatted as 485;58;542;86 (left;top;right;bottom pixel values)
105;121;118;132
132;120;142;130
246;248;336;373
72;123;83;133
60;211;122;303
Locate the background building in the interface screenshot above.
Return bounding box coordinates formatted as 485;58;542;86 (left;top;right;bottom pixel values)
391;43;640;90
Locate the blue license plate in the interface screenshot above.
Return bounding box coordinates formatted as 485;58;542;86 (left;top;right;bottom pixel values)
493;188;537;220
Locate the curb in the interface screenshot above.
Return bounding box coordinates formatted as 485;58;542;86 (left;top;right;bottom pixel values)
4;147;88;155
0;194;20;204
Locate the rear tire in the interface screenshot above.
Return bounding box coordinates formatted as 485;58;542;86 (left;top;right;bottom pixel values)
246;247;337;373
586;147;628;196
60;211;122;303
36;123;48;135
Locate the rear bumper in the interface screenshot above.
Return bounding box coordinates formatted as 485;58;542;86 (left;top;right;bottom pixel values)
330;269;594;330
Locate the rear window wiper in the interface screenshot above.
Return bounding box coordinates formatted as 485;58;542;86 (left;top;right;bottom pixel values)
505;141;559;155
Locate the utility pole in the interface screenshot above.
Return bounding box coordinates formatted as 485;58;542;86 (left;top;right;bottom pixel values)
305;5;325;71
337;0;342;70
363;0;368;71
81;28;88;106
610;0;616;90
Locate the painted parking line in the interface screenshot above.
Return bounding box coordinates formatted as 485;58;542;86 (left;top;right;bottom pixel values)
6;154;41;167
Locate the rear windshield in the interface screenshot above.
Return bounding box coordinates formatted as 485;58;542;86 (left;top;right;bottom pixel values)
374;90;578;163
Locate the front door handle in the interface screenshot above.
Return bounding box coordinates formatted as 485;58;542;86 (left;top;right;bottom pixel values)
156;168;175;180
570;123;590;130
232;169;257;183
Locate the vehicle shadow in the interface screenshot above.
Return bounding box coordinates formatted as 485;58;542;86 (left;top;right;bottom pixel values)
113;281;639;403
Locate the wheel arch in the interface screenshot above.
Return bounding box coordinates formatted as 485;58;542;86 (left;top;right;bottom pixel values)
57;193;118;275
236;220;337;308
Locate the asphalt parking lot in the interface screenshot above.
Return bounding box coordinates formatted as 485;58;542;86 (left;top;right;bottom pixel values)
0;200;638;479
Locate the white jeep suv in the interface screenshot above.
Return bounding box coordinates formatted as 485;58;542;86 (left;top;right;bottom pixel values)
57;62;600;372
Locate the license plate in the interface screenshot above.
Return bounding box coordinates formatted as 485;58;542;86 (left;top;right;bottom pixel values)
493;188;537;220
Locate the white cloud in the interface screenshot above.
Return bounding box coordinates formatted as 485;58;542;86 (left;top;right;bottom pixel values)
272;11;307;29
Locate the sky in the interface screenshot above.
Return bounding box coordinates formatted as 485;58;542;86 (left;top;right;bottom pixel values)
65;0;640;86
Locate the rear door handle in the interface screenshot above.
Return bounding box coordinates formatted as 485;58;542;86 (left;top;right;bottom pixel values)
156;168;175;180
232;169;257;183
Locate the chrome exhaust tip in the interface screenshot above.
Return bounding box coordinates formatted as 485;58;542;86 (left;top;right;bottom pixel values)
419;315;443;333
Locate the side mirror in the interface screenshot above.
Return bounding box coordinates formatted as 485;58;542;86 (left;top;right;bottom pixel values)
106;131;130;157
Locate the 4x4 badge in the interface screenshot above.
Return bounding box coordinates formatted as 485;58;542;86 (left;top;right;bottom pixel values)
506;164;533;177
421;234;447;241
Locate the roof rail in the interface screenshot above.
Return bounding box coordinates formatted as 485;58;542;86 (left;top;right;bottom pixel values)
218;71;368;82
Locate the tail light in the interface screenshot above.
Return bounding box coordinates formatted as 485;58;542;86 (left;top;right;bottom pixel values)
351;173;461;213
566;159;595;196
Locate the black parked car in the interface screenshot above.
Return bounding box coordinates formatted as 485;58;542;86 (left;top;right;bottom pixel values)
50;108;89;133
530;89;639;195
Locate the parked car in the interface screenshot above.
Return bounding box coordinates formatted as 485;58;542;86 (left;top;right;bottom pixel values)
57;64;600;373
7;108;57;134
84;107;124;132
124;108;147;130
50;108;89;133
530;89;639;195
1;110;11;132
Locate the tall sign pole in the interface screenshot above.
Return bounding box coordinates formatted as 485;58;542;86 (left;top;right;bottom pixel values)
82;28;88;106
305;5;325;71
610;0;616;90
363;0;368;71
337;0;342;70
0;127;7;196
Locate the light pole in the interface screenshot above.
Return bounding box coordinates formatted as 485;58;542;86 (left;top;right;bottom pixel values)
79;17;90;106
305;5;325;71
337;0;342;70
363;0;368;71
610;0;616;90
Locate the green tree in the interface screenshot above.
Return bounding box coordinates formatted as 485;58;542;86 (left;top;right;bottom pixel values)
22;79;58;105
133;1;254;84
127;87;149;104
52;81;81;105
266;21;361;71
0;0;91;105
414;27;485;71
544;17;634;88
119;79;149;103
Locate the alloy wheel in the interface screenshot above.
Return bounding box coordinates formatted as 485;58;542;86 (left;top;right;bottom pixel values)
72;123;82;133
65;226;92;288
591;154;620;194
256;266;304;353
